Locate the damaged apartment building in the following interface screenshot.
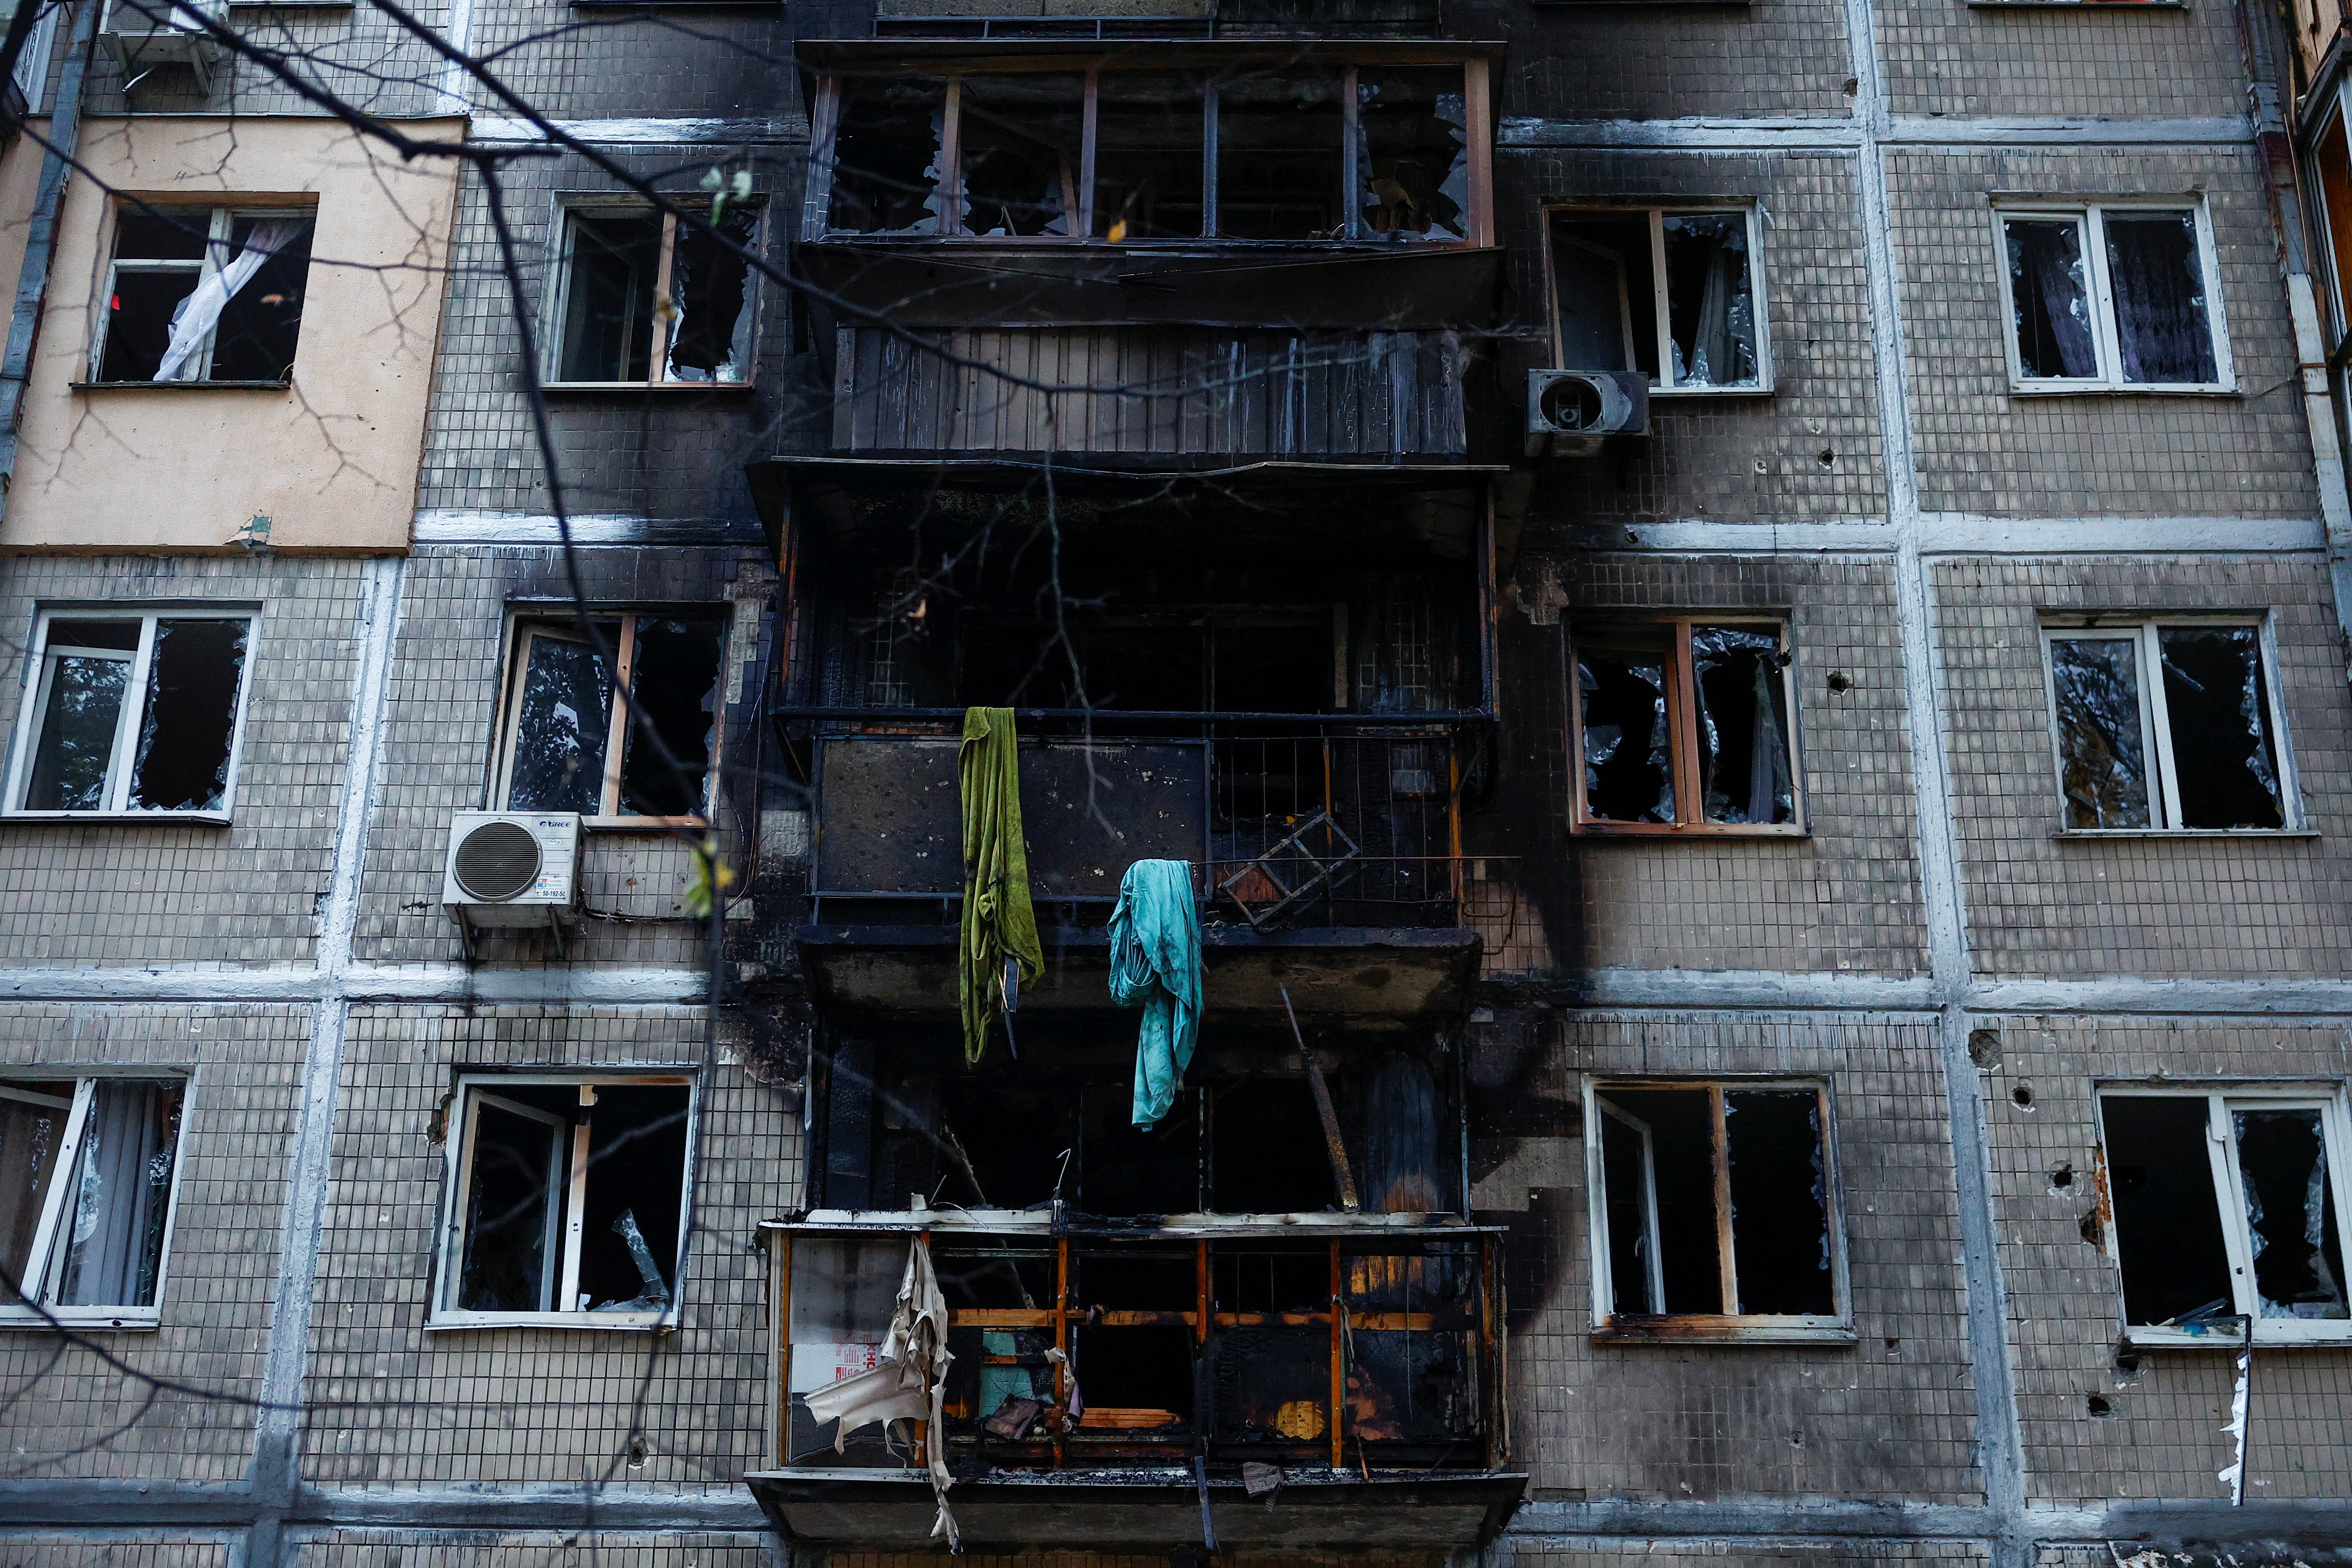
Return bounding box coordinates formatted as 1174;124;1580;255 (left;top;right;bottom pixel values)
3;0;2352;1558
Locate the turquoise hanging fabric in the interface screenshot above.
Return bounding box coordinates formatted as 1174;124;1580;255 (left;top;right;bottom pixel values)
1108;858;1201;1131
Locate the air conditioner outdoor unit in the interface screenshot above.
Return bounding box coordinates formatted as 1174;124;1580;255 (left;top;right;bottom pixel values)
1526;368;1649;457
100;0;224;92
442;811;582;956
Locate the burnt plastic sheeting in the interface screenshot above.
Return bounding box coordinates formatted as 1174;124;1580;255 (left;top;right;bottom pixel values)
2105;212;2217;385
1355;68;1468;243
2005;217;2097;379
1597;1088;1720;1314
1599;1109;1656;1315
1578;654;1673;823
1662;215;1759;389
1691;626;1793;826
509;629;614;814
2158;626;2285;830
2049;636;2152;829
456;1098;561;1312
959;75;1084;239
618;616;726;817
1723;1090;1833;1317
557;213;662;382
665;205;759;382
131;619;247;812
2233;1107;2349;1320
2100;1095;2235;1327
829;76;948;235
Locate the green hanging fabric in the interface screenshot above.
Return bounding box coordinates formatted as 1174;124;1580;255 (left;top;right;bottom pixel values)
958;706;1043;1064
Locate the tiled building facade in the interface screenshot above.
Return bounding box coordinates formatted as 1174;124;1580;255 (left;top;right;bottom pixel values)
0;0;2346;1558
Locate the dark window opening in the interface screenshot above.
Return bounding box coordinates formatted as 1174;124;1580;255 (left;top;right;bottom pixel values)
1660;214;1759;389
97;271;200;384
557;214;662;383
2101;1095;2236;1327
1577;642;1674;824
1692;625;1793;826
2106;212;2218;385
209;214;313;382
959;74;1084;238
618;616;727;817
1355;69;1467;242
1722;1089;1834;1315
1095;73;1207;240
19;616;248;815
665;204;760;383
2235;1108;2349;1319
1215;68;1346;239
2006;217;2098;379
2048;624;2288;831
938;1079;1081;1210
1575;619;1796;832
501;613;727;819
2049;635;2150;829
1075;1324;1193;1426
2159;626;2284;830
1083;1089;1200;1215
829;76;948;234
1076;1248;1193;1310
130;619;247;812
1549;212;1659;379
1213;1242;1329;1312
1211;1077;1337;1214
98;207;313;384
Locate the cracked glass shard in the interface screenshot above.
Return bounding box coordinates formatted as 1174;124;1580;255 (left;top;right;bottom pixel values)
2006;217;2098;379
1578;652;1673;822
2157;626;2284;829
1662;214;1759;388
2049;636;2151;829
617;616;726;818
665;203;759;383
1354;67;1468;242
829;75;948;235
2234;1108;2348;1320
1692;626;1793;825
130;618;247;812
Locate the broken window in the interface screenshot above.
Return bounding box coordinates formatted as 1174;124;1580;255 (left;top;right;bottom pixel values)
434;1075;693;1326
1549;208;1769;391
2313;106;2352;342
1214;66;1346;239
1587;1081;1845;1330
2043;618;2290;831
827;74;949;235
2098;1089;2352;1343
0;1076;186;1322
550;200;761;385
1571;617;1797;832
93;203;313;384
2000;204;2228;389
1093;72;1208;241
959;74;1084;238
5;611;253;817
1355;69;1468;242
496;611;729;821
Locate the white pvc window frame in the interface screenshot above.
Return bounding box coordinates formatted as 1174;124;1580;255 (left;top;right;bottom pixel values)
428;1071;699;1332
88;204;311;386
2099;1084;2352;1347
1993;199;2236;394
1542;205;1775;396
541;196;764;390
2037;614;2301;834
2;607;258;821
1581;1075;1853;1342
0;1071;192;1331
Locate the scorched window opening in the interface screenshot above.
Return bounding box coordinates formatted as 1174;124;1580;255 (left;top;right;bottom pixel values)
0;1074;189;1327
1547;207;1772;394
545;198;762;387
90;202;315;385
1995;201;2234;392
809;56;1486;244
1569;616;1800;835
2097;1087;2352;1345
494;610;730;824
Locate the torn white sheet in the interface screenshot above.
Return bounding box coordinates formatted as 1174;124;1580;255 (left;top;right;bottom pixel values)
801;1236;961;1550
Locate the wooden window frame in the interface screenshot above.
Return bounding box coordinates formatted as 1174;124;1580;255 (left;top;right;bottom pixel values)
1567;614;1804;836
0;1071;192;1331
1581;1075;1854;1343
1541;204;1776;396
428;1071;699;1333
543;196;764;390
803;57;1494;247
2098;1084;2352;1347
1;607;259;821
2037;613;2302;834
490;609;730;828
1992;199;2237;394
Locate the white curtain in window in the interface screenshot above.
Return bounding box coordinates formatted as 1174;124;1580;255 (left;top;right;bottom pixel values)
155;217;304;382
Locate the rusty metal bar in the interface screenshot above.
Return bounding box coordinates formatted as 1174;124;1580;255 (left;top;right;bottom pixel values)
1196;1241;1211;1345
1282;985;1359;1212
1710;1085;1738;1315
1670;621;1702;826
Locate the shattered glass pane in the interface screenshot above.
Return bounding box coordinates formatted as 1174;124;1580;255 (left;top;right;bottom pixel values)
663;204;759;384
2158;626;2284;830
1094;73;1208;240
1355;68;1468;242
2049;636;2151;829
129;619;247;812
2100;1095;2236;1327
828;75;948;235
2106;212;2217;385
24;645;131;811
2006;217;2098;379
617;617;726;818
1578;650;1673;822
556;213;661;382
457;1098;559;1313
1724;1090;1834;1317
210;214;314;382
958;76;1084;239
2234;1108;2348;1320
508;629;614;814
1662;214;1759;388
47;1080;180;1309
1692;626;1794;825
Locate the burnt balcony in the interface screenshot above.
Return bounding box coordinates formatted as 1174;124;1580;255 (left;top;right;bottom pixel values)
746;1215;1525;1550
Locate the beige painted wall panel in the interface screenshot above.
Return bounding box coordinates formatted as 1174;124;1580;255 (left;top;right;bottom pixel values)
0;114;463;553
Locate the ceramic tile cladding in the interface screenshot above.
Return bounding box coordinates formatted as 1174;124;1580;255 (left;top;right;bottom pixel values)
1509;1547;1992;1568
75;2;453;117
1891;149;2318;520
419;147;815;526
1473;0;1853;120
1499;151;1886;526
0;1539;238;1568
1876;0;2247;119
0;555;364;967
1474;1016;1978;1502
457;0;799;122
302;1005;800;1488
1974;1017;2352;1501
0;1004;309;1480
1934;556;2352;978
295;1534;776;1568
1514;551;1926;976
354;546;772;968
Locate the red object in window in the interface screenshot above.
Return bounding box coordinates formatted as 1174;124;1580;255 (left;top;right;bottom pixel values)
109;294;119;311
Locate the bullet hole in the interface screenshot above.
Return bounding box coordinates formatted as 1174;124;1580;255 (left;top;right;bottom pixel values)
1787;1428;1805;1448
1885;1336;1901;1355
627;1436;651;1469
1753;458;1770;475
1967;1028;2001;1068
1826;670;1854;694
1842;75;1859;93
2086;1394;2112;1417
2050;1161;2075;1190
2011;1082;2034;1110
2080;1209;2105;1245
1817;448;1836;468
2113;1339;2142;1376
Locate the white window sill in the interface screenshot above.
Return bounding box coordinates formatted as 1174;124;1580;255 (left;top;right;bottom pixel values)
2127;1324;2352;1347
70;379;292;392
1649;384;1774;398
2052;827;2317;840
1574;823;1809;839
583;814;708;831
2009;383;2239;397
0;810;231;825
541;380;755;394
1971;2;2185;8
0;1308;159;1331
426;1310;670;1332
1591;1318;1855;1345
